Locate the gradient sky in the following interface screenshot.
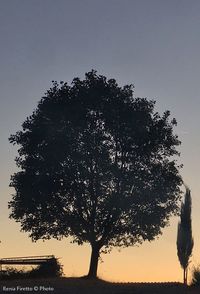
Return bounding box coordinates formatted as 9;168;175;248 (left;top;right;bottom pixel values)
0;0;200;282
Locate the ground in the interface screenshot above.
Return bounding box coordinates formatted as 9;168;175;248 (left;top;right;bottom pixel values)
0;278;199;294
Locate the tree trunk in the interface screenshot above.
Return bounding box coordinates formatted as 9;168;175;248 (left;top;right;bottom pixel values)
183;267;187;285
87;244;100;279
185;267;188;285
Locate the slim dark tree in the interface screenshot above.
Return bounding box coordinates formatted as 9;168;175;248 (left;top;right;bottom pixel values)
177;187;194;285
9;70;182;278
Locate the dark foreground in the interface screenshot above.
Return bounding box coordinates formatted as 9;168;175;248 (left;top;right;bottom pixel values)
0;278;199;294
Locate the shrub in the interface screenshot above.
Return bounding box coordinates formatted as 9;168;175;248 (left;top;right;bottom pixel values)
29;258;63;278
191;265;200;286
0;267;28;280
0;258;63;280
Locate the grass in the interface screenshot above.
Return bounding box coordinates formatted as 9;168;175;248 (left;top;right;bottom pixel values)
0;277;199;294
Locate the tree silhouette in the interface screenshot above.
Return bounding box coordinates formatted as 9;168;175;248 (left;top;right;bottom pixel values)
177;187;194;285
9;70;182;278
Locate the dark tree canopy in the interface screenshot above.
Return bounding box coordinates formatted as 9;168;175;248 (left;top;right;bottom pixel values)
177;187;194;284
9;70;182;278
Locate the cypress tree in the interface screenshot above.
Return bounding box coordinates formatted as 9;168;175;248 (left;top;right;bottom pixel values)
177;187;194;284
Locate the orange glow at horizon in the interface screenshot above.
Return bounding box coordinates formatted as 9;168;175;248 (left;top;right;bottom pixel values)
1;197;199;284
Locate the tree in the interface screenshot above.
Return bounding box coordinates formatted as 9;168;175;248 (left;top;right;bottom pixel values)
9;70;182;278
177;187;194;285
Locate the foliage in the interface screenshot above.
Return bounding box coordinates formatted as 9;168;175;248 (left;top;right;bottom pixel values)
0;267;27;280
29;258;63;278
177;187;194;284
0;258;63;280
191;266;200;287
9;70;182;277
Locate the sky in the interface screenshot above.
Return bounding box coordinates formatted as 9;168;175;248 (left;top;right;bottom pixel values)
0;0;200;282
